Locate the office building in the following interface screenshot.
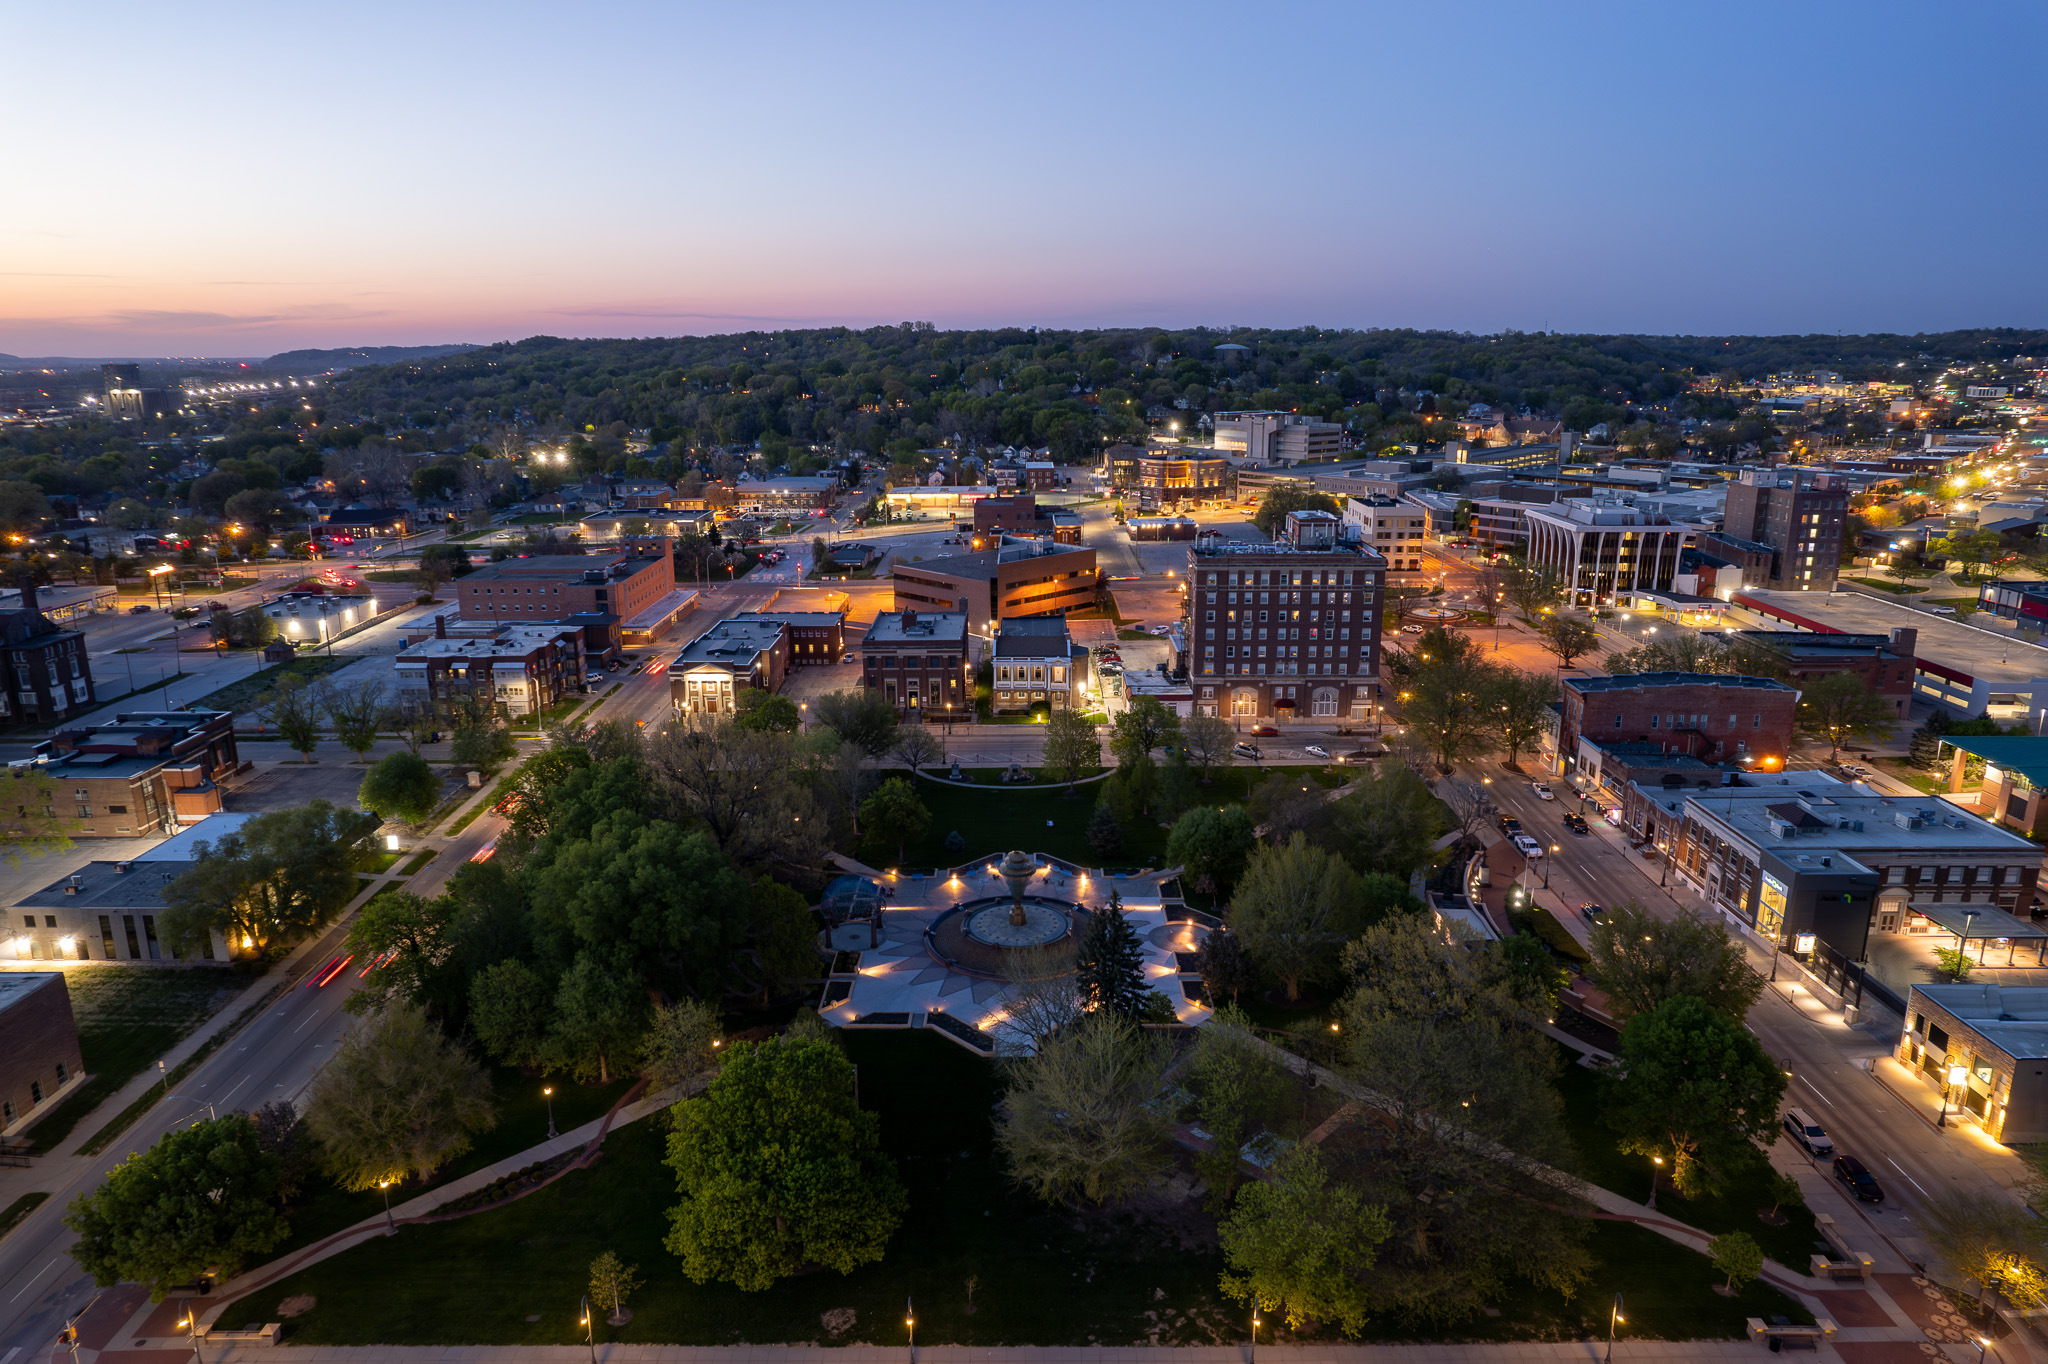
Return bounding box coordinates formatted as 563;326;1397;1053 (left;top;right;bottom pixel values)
730;610;845;665
1521;499;1693;605
11;814;259;964
991;618;1088;714
669;617;790;716
972;494;1081;544
30;709;238;836
454;538;692;652
1102;444;1232;505
1342;495;1427;572
1211;412;1345;463
890;541;1098;634
863;610;973;718
729;477;842;511
1185;510;1386;722
1728;628;1919;719
0;974;85;1137
1560;672;1799;778
1898;983;2048;1142
1722;468;1849;592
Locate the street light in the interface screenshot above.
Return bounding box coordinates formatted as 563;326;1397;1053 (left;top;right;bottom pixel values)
579;1295;595;1364
1250;1306;1261;1364
1605;1293;1624;1363
1647;1154;1663;1209
906;1297;916;1364
182;1305;204;1364
1939;1062;1969;1128
544;1085;557;1139
1542;844;1560;889
379;1178;396;1235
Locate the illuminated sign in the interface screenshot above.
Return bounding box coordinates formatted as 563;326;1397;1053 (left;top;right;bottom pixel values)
1794;933;1817;955
1758;872;1789;939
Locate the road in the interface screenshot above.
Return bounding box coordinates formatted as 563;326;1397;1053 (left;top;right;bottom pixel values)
0;918;371;1356
1477;769;2026;1268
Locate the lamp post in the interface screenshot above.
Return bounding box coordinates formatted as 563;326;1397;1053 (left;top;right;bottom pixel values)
579;1295;595;1364
1250;1306;1261;1364
1939;1062;1968;1128
1542;844;1560;889
1605;1293;1624;1363
379;1178;395;1235
1647;1154;1663;1209
182;1303;204;1364
544;1085;557;1140
905;1297;916;1364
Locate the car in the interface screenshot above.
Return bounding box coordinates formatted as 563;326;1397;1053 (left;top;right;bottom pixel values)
1531;782;1554;800
128;604;151;614
1400;623;1424;634
1497;813;1522;834
1232;743;1262;759
1250;725;1279;737
1513;834;1544;858
1304;744;1330;759
1832;1154;1883;1202
1579;903;1605;922
586;671;605;686
1783;1108;1834;1156
1564;813;1590;835
1929;605;1958;615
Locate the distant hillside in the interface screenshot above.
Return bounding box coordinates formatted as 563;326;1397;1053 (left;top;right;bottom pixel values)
262;343;478;373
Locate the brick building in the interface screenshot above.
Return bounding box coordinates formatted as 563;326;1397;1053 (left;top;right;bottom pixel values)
455;539;690;648
670;617;789;716
1560;672;1800;777
890;542;1098;634
0;974;84;1137
1729;628;1918;718
991;618;1089;714
1103;444;1231;506
863;609;973;718
394;621;586;717
1185;509;1386;722
29;709;238;836
731;610;845;665
1722;468;1849;592
971;494;1081;544
0;581;95;726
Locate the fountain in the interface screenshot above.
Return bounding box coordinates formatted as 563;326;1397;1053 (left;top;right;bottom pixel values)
998;848;1036;925
925;850;1090;975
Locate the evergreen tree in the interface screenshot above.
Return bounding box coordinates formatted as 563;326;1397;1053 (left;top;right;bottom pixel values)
1086;802;1123;856
1076;891;1149;1017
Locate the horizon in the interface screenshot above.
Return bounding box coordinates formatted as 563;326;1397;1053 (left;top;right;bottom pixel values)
6;0;2047;355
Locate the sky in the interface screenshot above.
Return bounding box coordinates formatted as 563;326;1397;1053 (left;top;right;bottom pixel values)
4;0;2046;357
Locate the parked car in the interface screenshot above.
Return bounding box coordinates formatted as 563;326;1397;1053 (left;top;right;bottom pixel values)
1513;834;1544;859
1232;743;1262;759
1250;725;1279;737
1531;782;1554;800
1564;813;1590;835
1783;1108;1834;1156
586;671;605;686
1497;813;1522;835
1833;1153;1883;1202
1579;902;1605;922
1400;623;1424;634
1304;744;1330;759
128;604;151;614
1929;605;1958;615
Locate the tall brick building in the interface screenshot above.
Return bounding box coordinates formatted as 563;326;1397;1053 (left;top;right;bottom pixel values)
1184;510;1386;722
1560;672;1801;777
1722;469;1849;592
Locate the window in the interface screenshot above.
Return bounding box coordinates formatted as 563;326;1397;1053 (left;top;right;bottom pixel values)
55;1060;67;1085
1753;713;1762;729
30;1081;43;1104
1615;713;1624;729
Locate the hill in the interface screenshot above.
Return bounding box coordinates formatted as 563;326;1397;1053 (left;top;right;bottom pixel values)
262;343;479;373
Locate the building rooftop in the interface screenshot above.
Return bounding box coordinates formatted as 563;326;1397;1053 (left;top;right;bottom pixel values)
1934;736;2048;791
1910;983;2048;1060
0;973;62;1015
866;611;969;645
1567;671;1796;695
732;610;843;627
398;625;578;660
1685;791;2038;856
1730;630;1909;659
675;618;785;667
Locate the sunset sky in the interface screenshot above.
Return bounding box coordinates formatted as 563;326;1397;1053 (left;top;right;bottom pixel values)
5;0;2045;357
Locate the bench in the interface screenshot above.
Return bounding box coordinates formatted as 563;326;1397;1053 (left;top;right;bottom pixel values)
1813;1214;1876;1278
1747;1317;1835;1352
197;1324;281;1346
1809;1253;1869;1281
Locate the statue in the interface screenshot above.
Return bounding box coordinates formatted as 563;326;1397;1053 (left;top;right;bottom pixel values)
997;849;1036;926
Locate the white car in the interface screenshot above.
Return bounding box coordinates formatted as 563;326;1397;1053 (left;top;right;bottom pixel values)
1929;605;1958;615
1304;744;1330;759
1513;834;1544;859
1400;623;1424;634
1531;783;1554;800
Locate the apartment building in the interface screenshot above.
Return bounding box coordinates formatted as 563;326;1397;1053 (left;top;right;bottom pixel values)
1522;499;1693;605
863;610;973;718
454;538;694;651
1211;412;1345;463
669;617;789;717
0;582;95;726
393;622;586;717
1341;495;1428;572
1722;468;1849;592
1185;510;1386;722
1560;672;1799;777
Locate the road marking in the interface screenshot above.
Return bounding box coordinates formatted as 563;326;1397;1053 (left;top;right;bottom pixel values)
1882;1155;1930;1197
292;1010;319;1034
8;1260;56;1301
1800;1076;1834;1107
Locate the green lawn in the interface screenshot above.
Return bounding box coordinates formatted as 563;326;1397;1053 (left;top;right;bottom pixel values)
397;848;438;877
20;966;246;1152
190;655;356;715
1551;1046;1824;1268
224;1031;1806;1347
1923;596;1980;617
1847;577;1929;595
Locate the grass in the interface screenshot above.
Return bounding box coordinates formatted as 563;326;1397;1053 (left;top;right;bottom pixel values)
397;848;438;877
0;1192;50;1242
260;1065;633;1262
1869;756;1942;795
226;1031;1805;1347
77;988;281;1157
1551;1046;1824;1268
16;966;247;1153
190;655;356;715
358;849;404;874
1925;596;1980;617
1847;577;1929;595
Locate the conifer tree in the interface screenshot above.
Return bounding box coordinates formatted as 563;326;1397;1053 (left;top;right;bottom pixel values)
1075;890;1149;1017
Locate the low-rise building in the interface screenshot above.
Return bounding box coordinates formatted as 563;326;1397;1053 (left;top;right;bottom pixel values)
730;476;842;511
0;974;85;1137
863;609;973;718
1561;672;1799;777
27;709;239;836
1103;444;1232;505
10;814;257;964
393;621;586;717
730;610;845;666
972;494;1082;544
890;542;1099;634
991;618;1088;714
1897;983;2048;1142
1728;628;1919;719
0;582;95;726
670;617;789;717
1522;499;1693;605
1342;495;1428;572
1212;412;1345;463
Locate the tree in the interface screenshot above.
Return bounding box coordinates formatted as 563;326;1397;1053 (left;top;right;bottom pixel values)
1497;558;1565;622
732;688;800;733
1192;927;1255;1005
358;750;440;823
1934;946;1974;982
1484;667;1557;767
418;542;473;581
1218;1146;1392;1336
160;800;377;960
995;1010;1174;1204
1075;891;1150;1017
1085;801;1122;856
550;950;649;1083
261;672;323;761
0;479;53;533
811;688;899;757
1536;615;1600;670
251;1099;318;1203
1187;1005;1289;1209
1041;709;1099;792
1603;632;1788;680
342;889;456;1017
1920;1190;2048;1309
664;1036;907;1290
590;1251;643;1326
748;878;821;1005
1931;528;2001;582
1396;626;1501;772
1708;1231;1763;1292
650;720;828;868
860;776;930;864
1251;486;1341;538
1110;695;1180;768
469;959;554;1069
1584;904;1762;1022
1229;834;1365;1002
641;998;724;1093
1313;766;1446;879
0;765;77;867
995;942;1084;1051
1794;673;1897;757
890;721;942;774
1165;805;1257;896
1608;995;1785;1198
1885;556;1936;590
1180;713;1236;783
305;1003;498;1190
63;1114;286;1300
452;721;518;776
